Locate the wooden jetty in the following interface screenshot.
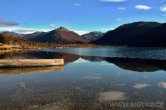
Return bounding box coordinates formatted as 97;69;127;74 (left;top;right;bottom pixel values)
0;59;64;67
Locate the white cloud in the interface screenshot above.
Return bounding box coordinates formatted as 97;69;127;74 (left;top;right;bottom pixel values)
0;20;19;27
0;27;51;34
163;14;166;16
14;30;36;34
117;7;126;10
135;5;152;10
160;5;166;12
74;3;82;7
99;0;127;2
49;24;56;28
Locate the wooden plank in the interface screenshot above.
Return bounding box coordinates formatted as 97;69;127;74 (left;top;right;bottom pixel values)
0;59;64;67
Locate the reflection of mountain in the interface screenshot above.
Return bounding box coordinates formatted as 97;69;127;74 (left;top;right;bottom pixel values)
0;51;79;64
104;57;166;72
22;51;80;64
0;50;35;59
81;56;103;62
0;66;64;75
1;50;166;72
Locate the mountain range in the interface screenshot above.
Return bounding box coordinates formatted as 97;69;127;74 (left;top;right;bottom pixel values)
1;21;166;47
0;34;35;47
1;27;90;44
81;31;103;41
94;21;166;47
1;29;103;43
27;27;90;44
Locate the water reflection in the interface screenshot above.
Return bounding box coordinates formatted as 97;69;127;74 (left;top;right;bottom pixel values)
0;50;34;59
50;48;166;60
0;49;166;110
0;66;64;75
1;50;80;64
104;58;166;72
1;50;166;72
81;75;102;80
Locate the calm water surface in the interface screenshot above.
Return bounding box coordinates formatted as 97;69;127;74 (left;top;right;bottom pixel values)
0;48;166;110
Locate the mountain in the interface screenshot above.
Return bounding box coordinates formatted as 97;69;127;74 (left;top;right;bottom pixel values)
1;31;23;38
0;27;89;44
94;21;166;47
81;31;103;41
0;34;34;47
28;27;89;44
0;31;47;40
23;32;46;40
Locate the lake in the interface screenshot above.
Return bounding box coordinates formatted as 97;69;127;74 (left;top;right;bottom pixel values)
0;48;166;110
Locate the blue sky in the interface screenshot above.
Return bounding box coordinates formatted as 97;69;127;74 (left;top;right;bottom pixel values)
0;0;166;34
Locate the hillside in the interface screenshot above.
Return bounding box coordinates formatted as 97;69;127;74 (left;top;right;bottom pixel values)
81;31;103;41
0;27;90;44
0;33;98;48
0;34;31;46
1;32;23;38
23;32;46;40
28;27;89;44
94;21;166;47
0;34;48;48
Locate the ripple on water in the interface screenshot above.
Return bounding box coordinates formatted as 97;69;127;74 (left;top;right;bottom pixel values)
81;75;102;80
